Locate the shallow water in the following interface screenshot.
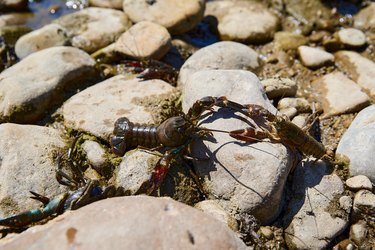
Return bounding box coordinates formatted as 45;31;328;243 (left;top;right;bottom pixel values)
26;0;86;29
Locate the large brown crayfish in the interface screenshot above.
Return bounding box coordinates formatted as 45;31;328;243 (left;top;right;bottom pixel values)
111;96;329;194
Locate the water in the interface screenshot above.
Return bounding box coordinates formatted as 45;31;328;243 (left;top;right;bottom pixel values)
26;0;87;29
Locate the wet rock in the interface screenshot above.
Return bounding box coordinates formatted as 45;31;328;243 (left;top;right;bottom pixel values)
0;123;66;218
89;0;122;9
206;1;279;44
0;13;33;27
15;24;70;59
353;190;375;216
349;220;368;246
277;97;311;113
123;0;205;35
273;31;307;50
55;7;132;53
284;160;348;249
195;200;238;231
114;21;172;60
178;41;259;86
346;175;373;191
354;3;375;32
297;45;334;69
312;72;370;117
336;28;366;49
335;51;375;97
261;77;297;99
0;0;28;12
0;196;247;250
183;69;293;225
0;46;97;123
62;75;177;141
336;105;375;183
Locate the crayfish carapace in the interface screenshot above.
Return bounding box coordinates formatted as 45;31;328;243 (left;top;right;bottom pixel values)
111;96;330;194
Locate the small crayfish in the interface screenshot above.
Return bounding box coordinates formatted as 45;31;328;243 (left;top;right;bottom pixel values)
0;138;123;237
111;96;329;194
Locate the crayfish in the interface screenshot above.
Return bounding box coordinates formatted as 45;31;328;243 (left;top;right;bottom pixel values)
0;138;123;237
111;96;329;194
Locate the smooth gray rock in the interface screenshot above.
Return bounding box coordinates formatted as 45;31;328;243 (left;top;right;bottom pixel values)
206;1;279;43
178;41;259;86
0;46;97;123
284;160;348;249
15;23;70;59
349;220;368;246
0;196;247;250
335;51;375;97
182;69;293;225
336;105;375;183
337;28;366;49
346;175;373;191
312;72;370;117
297;45;334;69
114;21;172;60
0;124;66;218
55;7;132;53
277;97;311;113
62;75;177;141
123;0;205;35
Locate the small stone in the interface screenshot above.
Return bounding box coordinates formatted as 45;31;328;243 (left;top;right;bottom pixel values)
339;196;352;214
261;77;297;99
312;72;370;117
206;1;279;44
15;23;69;59
346;175;373;191
114;21;171;60
336;105;375;183
259;226;274;240
195;200;238;231
0;46;97;123
274;31;307;50
349;220;368;245
178;41;259;86
123;0;205;35
89;0;122;9
335;51;375;98
279;107;298;119
297;45;334;69
353;190;375;216
55;7;132;53
0;13;33;27
277;97;310;113
81;140;110;176
337;28;366;49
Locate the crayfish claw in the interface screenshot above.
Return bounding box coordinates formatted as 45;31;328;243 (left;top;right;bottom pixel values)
29;191;50;206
